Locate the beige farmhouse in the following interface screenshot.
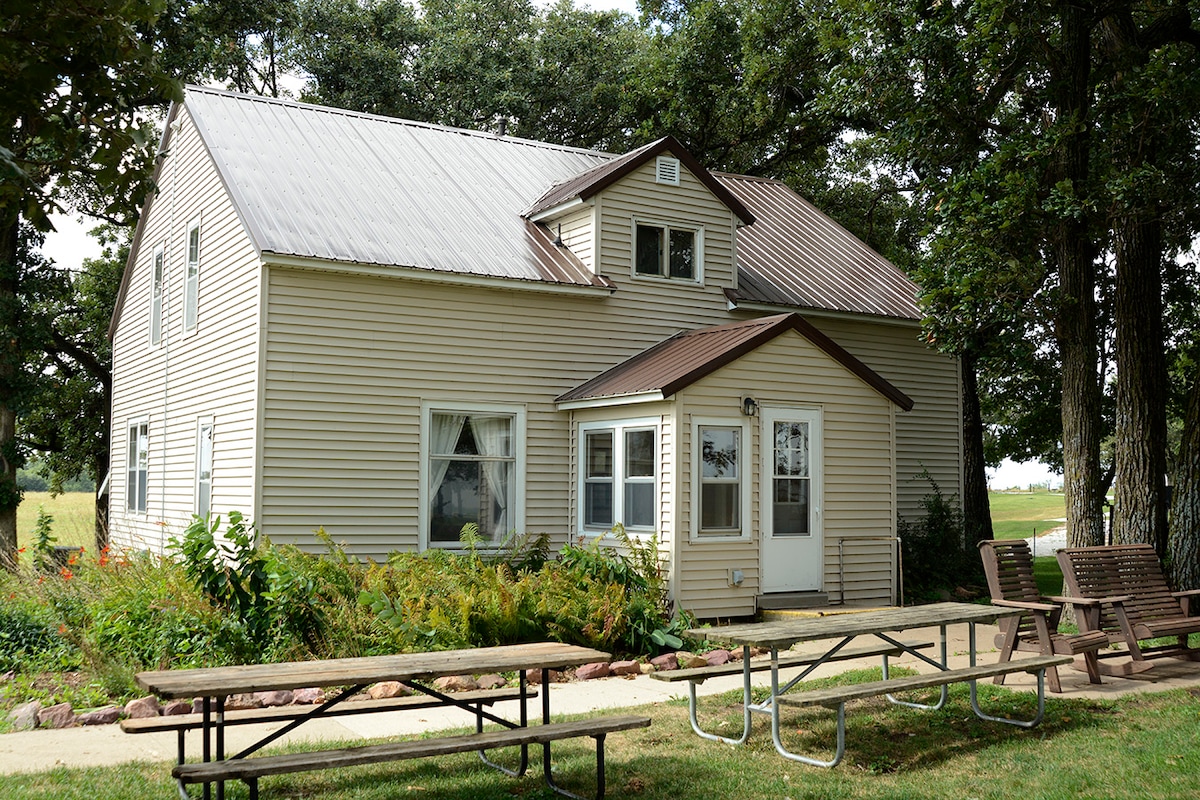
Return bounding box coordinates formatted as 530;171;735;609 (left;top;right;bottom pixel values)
107;87;962;618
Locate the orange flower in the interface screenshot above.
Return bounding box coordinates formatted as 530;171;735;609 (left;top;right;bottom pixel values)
59;568;73;580
67;553;78;565
58;624;67;635
17;547;25;553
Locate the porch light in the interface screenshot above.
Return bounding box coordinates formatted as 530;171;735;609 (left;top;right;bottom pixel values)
741;396;758;417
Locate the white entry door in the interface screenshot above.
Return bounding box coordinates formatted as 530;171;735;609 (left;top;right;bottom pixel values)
760;408;823;593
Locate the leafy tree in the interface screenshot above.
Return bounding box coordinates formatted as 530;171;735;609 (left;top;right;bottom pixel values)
0;0;176;568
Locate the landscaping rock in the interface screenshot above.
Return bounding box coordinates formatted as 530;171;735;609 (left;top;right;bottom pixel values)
1;670;14;684
368;681;409;700
728;648;744;661
224;694;263;711
38;702;75;729
124;695;161;719
255;690;293;707
78;705;123;726
433;675;479;692
649;653;678;672
524;669;562;685
610;660;641;676
476;674;507;690
639;662;656;674
575;662;611;681
162;700;192;716
293;687;326;704
8;701;41;731
705;649;732;667
677;652;708;669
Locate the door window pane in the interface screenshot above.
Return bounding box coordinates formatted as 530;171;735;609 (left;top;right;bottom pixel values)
772;421;811;536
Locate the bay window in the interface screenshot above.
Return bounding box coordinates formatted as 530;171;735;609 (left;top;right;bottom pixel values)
579;420;657;533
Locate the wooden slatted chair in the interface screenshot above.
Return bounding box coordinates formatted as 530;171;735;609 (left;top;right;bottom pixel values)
978;539;1105;691
1056;543;1200;676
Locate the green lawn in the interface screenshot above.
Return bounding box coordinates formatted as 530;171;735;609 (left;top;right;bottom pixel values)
2;684;1199;799
988;490;1066;540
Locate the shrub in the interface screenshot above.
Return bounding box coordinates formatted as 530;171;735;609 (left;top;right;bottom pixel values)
899;475;983;602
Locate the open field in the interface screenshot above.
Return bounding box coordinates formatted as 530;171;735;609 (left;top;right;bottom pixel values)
15;493;95;556
988;490;1067;540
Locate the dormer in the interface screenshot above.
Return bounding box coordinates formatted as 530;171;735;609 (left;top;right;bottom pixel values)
524;138;755;293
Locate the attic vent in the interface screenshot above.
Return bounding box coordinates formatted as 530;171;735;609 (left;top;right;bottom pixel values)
655;156;681;186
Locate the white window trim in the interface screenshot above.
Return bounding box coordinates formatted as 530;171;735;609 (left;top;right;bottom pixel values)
418;401;526;550
150;243;165;346
576;417;660;536
183;216;201;334
631;217;704;284
691;417;752;542
126;418;149;515
195;416;214;518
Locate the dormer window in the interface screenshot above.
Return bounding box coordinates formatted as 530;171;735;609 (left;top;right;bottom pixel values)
635;221;700;282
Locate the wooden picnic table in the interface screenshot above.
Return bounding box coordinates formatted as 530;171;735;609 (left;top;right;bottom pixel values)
681;602;1068;767
133;642;648;800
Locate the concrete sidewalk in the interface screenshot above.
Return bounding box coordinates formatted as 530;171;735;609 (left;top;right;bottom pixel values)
4;621;1199;775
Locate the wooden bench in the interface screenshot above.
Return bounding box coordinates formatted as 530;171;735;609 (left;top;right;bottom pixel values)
771;654;1072;767
1057;543;1200;676
172;715;651;800
648;638;934;684
978;539;1107;690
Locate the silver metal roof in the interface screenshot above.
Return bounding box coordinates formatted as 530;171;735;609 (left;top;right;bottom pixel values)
183;87;920;318
186;87;610;287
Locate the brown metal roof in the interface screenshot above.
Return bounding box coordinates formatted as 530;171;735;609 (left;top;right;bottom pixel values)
525;136;755;226
716;174;922;321
556;313;914;410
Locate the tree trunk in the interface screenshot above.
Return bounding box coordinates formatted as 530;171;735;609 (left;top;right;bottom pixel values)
1112;212;1169;554
960;350;994;545
1169;377;1200;590
0;214;20;571
1053;2;1105;549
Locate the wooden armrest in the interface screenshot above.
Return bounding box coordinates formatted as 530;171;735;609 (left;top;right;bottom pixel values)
1172;589;1200;598
993;599;1057;613
1046;595;1131;606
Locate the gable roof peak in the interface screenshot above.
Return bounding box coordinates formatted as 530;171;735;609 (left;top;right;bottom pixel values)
525;136;755;226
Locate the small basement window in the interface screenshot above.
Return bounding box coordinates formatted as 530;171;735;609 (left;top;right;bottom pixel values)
635;222;700;282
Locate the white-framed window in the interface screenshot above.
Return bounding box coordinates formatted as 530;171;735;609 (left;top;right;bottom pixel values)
421;403;525;548
150;243;165;345
633;220;701;282
126;420;149;513
692;418;751;540
578;419;658;533
184;218;200;332
195;417;213;518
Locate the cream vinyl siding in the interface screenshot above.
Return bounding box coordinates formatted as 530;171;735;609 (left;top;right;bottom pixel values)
811;315;962;521
596;160;738;307
263;266;718;556
555;205;595;273
108;106;261;552
675;332;897;617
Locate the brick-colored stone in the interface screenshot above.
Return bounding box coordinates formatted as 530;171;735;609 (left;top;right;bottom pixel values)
124;695;161;719
38;702;75;729
162;700;192;716
368;681;409;699
293;687;326;705
433;675;479;692
649;653;678;672
476;674;507;690
8;701;42;731
610;660;641;676
78;705;123;726
224;693;263;711
705;649;732;666
254;690;294;707
575;662;611;681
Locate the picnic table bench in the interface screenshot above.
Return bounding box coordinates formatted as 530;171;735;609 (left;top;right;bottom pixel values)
131;642;649;800
1057;543;1200;676
684;602;1068;767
